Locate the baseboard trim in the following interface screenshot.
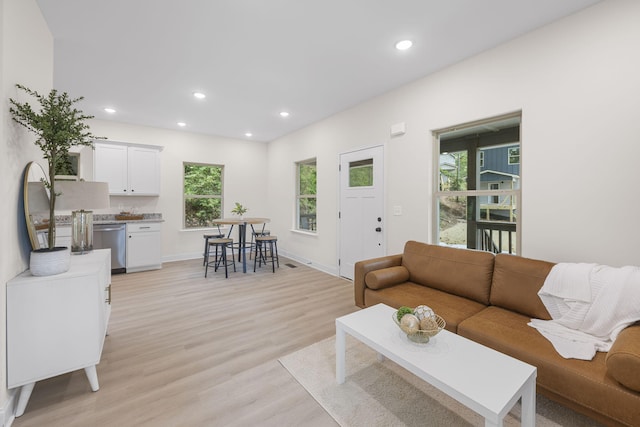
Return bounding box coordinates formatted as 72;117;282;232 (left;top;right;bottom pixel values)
277;250;338;277
162;251;340;277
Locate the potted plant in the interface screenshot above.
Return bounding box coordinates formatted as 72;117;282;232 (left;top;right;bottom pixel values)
231;202;248;218
10;84;103;275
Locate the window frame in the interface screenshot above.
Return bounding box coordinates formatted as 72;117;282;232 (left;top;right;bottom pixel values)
508;147;520;165
433;113;521;255
295;158;317;232
183;162;224;229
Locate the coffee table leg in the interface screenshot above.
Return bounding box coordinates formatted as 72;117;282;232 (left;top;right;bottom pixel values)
520;375;536;427
336;325;346;384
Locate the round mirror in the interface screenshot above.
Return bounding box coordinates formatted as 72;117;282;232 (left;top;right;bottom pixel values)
23;161;50;250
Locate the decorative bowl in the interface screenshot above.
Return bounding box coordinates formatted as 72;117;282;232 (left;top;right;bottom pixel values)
392;311;446;343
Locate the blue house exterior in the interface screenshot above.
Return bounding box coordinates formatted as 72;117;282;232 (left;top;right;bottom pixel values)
479;143;520;220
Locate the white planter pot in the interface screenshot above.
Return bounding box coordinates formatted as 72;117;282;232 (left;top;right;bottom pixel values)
30;247;71;276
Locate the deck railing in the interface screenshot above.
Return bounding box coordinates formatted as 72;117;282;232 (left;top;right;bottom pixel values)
476;221;517;254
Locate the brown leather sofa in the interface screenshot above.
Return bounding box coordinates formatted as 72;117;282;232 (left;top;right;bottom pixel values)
354;240;640;427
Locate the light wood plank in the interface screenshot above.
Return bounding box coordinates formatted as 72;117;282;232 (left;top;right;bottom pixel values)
12;257;357;426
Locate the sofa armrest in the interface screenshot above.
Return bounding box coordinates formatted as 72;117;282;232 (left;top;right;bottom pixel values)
606;323;640;392
354;254;403;308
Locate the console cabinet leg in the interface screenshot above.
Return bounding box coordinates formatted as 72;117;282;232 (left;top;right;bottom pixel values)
84;365;100;391
15;382;35;417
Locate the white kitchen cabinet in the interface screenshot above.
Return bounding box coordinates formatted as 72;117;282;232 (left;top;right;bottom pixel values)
7;249;111;417
94;142;162;195
126;222;162;272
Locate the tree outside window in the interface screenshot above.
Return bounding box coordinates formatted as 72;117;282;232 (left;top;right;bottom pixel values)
184;163;223;228
297;159;317;231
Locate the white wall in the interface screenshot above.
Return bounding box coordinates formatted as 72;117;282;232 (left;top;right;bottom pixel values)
1;0;53;418
267;0;640;269
87;120;269;262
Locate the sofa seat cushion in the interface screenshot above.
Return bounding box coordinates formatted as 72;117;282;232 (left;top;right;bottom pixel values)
365;266;410;290
459;307;640;427
363;282;487;333
401;241;495;305
606;323;640;392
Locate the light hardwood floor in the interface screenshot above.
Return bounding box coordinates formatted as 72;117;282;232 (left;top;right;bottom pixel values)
12;257;358;427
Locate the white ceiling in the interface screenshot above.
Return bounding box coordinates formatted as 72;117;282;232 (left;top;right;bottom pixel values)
36;0;600;142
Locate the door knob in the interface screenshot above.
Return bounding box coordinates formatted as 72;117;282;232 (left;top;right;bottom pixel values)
375;227;382;232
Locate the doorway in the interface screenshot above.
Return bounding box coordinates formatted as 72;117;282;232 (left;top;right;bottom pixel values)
339;146;385;279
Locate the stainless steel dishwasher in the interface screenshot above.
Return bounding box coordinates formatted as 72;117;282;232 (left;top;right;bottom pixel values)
93;223;126;273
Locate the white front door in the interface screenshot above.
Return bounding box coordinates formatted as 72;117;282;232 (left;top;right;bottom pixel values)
339;146;384;279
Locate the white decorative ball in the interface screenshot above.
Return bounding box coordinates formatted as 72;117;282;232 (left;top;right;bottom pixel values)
413;305;435;321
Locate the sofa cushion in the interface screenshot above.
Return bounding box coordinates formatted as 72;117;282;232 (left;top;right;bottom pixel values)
490;253;553;320
459;307;640;427
606;323;640;392
401;241;495;305
364;282;487;333
365;266;410;290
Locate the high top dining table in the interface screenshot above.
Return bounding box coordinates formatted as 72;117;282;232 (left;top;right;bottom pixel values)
212;217;270;273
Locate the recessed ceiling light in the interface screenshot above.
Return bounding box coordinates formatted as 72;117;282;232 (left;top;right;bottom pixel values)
245;132;253;137
177;122;186;127
193;92;206;99
395;40;413;51
280;111;290;117
104;107;116;114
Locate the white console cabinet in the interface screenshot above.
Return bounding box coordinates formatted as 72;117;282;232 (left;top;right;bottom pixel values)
7;249;111;417
94;141;162;195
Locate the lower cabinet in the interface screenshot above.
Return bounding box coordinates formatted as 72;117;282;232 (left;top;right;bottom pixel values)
7;249;111;417
126;222;162;272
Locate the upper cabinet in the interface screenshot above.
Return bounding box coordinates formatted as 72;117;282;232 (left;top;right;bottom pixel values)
94;142;162;196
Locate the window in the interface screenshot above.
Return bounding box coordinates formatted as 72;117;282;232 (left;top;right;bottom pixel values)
296;159;317;231
435;114;521;255
183;163;223;228
55;152;80;180
349;159;373;187
508;147;520;165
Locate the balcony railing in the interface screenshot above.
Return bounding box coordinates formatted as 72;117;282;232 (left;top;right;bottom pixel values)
476;220;516;254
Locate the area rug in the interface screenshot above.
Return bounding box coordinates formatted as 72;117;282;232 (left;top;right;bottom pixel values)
279;335;603;427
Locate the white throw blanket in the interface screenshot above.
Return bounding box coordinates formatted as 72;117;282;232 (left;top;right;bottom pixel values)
528;263;640;360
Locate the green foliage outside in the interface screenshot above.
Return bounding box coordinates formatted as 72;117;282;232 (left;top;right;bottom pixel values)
349;163;373;187
184;164;222;228
298;162;317;231
440;151;468;191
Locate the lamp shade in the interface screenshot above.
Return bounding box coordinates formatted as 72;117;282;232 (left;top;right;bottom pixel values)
56;181;110;211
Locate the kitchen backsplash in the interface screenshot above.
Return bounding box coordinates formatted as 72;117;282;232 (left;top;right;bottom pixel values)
55;213;163;224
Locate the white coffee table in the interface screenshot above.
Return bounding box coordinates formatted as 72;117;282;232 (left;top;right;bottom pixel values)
336;303;537;427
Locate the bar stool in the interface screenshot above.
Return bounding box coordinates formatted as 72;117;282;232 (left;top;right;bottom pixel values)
205;238;235;278
249;224;270;260
253;235;279;273
203;226;225;265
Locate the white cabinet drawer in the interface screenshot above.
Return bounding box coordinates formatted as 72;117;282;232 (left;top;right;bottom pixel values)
127;222;161;233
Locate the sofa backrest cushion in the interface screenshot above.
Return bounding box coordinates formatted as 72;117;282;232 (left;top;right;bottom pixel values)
401;241;494;305
490;253;553;319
